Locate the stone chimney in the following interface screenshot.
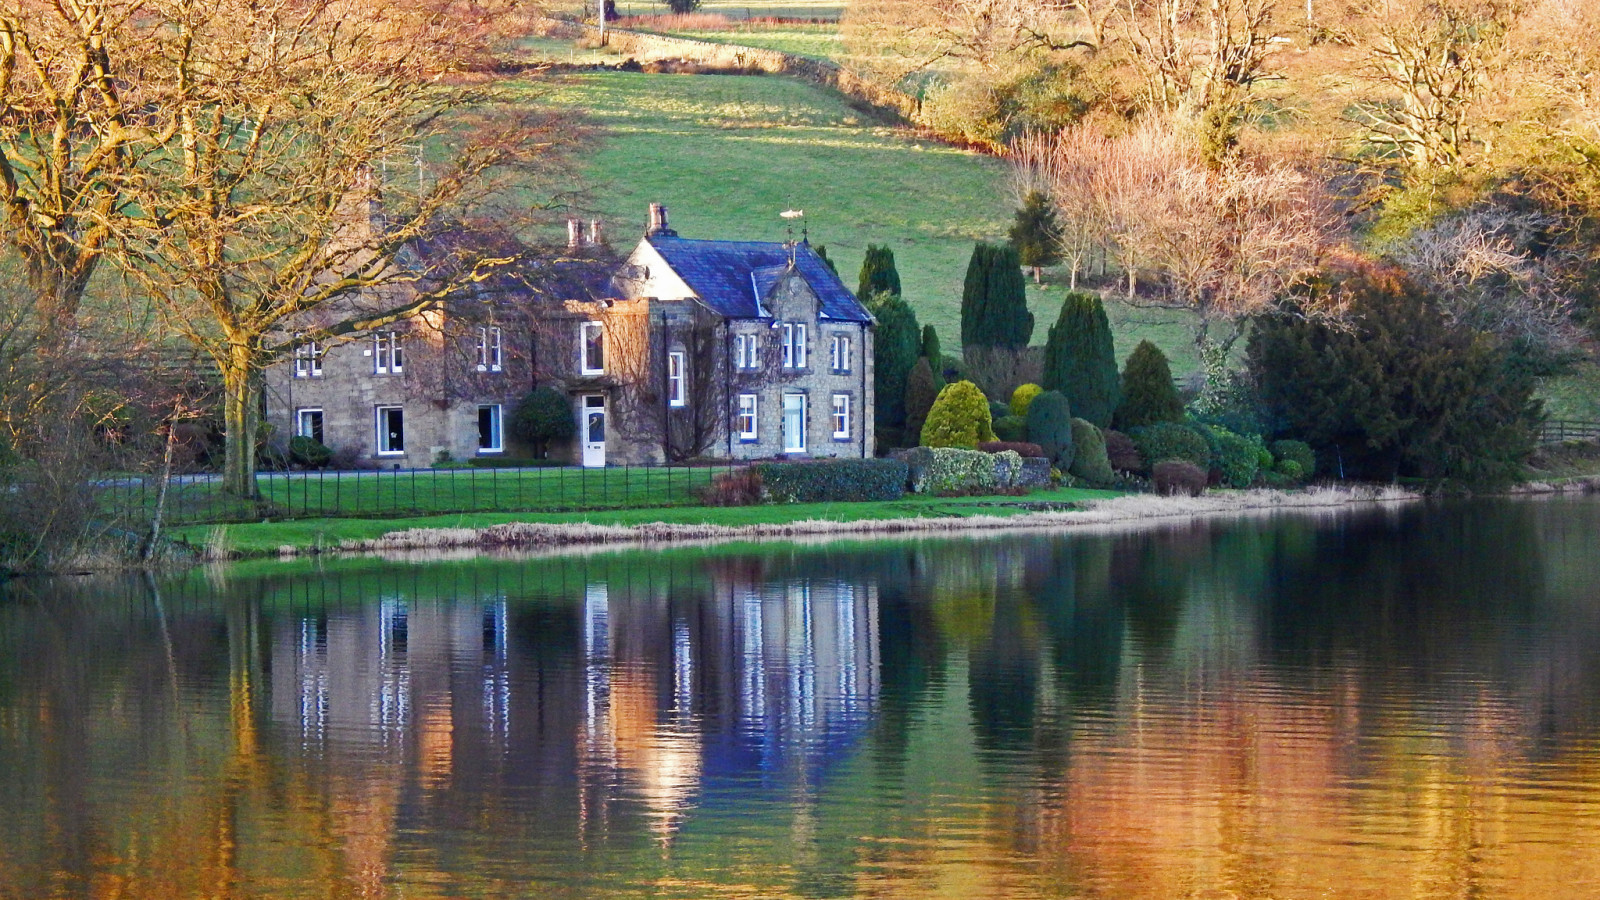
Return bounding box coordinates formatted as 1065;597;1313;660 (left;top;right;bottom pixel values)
567;218;583;250
646;202;677;237
588;219;605;247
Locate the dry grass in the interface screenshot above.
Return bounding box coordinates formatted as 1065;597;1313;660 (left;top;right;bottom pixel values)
324;486;1419;557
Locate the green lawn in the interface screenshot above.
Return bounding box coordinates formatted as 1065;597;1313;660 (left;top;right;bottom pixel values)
520;70;1208;373
664;24;847;61
107;466;729;526
168;485;1122;557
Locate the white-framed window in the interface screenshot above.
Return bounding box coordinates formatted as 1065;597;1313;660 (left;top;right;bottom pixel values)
735;333;759;370
830;334;851;373
293;336;323;378
374;331;403;375
376;406;405;455
782;323;807;369
477;326;503;372
477;404;503;453
296;408;324;443
832;393;851;439
737;393;758;441
580;321;605;375
668;350;687;407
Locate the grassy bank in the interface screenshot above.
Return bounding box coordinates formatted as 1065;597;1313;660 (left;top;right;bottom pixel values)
516;69;1206;372
169;485;1122;557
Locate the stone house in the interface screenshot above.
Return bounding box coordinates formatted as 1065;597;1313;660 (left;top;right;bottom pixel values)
264;205;875;466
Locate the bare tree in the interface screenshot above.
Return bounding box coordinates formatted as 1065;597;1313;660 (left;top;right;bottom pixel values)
1348;0;1518;175
663;305;728;462
106;0;579;499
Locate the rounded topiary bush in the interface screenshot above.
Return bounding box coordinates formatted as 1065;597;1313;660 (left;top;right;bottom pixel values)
1277;459;1305;481
1130;422;1210;472
288;435;332;469
1271;439;1317;477
922;381;998;449
1068;418;1114;483
1025;389;1074;469
1210;427;1261;488
1153;459;1208;496
512;386;576;458
993;414;1028;443
1010;383;1043;417
988;399;1012;422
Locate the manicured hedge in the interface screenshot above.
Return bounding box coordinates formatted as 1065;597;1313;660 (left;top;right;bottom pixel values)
288;435;332;469
921;447;999;494
1068;418;1114;483
468;457;567;468
1153;459;1207;496
978;440;1045;458
754;458;909;502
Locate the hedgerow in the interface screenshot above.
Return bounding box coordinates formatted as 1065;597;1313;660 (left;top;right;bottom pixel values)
754;458;909;502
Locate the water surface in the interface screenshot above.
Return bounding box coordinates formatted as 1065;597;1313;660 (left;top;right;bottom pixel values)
4;498;1600;899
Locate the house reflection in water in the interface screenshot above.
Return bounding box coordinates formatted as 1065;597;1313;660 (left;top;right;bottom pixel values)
265;562;881;859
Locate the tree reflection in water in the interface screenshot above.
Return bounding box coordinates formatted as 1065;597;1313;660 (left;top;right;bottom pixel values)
3;499;1600;897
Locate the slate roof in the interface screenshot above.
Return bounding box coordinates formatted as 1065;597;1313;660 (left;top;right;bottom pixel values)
646;236;873;323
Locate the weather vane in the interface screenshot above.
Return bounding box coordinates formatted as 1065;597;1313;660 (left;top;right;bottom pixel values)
780;208;806;264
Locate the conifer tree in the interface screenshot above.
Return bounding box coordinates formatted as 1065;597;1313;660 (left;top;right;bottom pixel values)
962;243;1033;349
814;245;839;275
1009;189;1061;283
903;357;939;444
921;325;945;389
867;291;921;434
858;244;902;299
1043;291;1121;427
1026;389;1075;468
1114;340;1184;430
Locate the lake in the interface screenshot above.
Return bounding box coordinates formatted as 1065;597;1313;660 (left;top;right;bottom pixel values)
4;497;1600;898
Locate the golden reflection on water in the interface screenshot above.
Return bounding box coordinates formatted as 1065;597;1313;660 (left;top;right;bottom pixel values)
4;501;1600;899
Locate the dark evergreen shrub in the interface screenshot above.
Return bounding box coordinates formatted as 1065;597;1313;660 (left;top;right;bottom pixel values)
1153;460;1208;496
1026;389;1075;468
904;357;939;445
858;244;902;299
1103;429;1143;473
511;387;576;457
1249;271;1540;485
921;326;945;388
1277;459;1305;481
1209;427;1261;488
1129;422;1210;472
868;291;922;431
993;415;1028;443
1271;439;1317;477
1068;418;1114;483
989;400;1013;422
753;459;909;502
288;435;332;469
962;243;1034;350
1043;291;1120;427
1114;340;1184;429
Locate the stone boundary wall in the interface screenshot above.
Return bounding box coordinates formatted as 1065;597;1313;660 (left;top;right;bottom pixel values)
534;17;920;123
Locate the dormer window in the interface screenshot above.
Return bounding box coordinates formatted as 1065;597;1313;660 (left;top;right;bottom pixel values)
782;323;807;369
580;321;604;375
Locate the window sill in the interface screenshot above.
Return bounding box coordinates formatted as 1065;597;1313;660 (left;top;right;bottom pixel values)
376;451;406;457
739;437;759;443
833;435;852;442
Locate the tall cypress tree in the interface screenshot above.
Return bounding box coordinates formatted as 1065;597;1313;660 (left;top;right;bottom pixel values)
1043;291;1120;427
868;291;921;433
858;245;902;299
814;244;839;275
962;242;1033;349
921;325;945;389
1009;189;1062;282
903;357;939;444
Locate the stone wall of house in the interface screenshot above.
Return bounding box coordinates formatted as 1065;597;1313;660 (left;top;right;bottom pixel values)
264;330;529;469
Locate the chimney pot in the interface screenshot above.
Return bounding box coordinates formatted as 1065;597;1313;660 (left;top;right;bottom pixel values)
567;218;582;250
647;202;667;235
589;219;605;246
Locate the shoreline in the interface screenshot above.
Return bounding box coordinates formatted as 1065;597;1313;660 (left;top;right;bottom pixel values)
289;486;1425;560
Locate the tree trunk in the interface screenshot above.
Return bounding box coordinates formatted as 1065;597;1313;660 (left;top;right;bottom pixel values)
220;350;262;500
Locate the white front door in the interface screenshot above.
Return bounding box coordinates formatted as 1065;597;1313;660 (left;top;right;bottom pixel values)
581;395;607;468
782;393;807;454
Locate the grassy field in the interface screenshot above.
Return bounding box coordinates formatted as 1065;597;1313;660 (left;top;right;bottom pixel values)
519;70;1207;372
169;485;1122;556
650;24;847;61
